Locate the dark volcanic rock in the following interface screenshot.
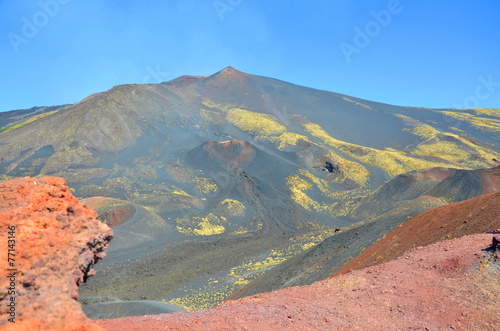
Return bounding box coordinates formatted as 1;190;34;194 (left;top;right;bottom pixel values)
0;177;113;330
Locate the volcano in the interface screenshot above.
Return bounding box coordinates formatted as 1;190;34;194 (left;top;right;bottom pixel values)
1;67;499;317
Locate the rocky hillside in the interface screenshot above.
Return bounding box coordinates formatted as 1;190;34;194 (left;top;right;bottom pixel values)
338;190;500;274
0;177;113;330
96;232;500;330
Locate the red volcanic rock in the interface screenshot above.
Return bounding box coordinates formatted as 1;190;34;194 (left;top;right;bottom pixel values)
337;191;500;274
479;164;500;194
0;177;113;331
205;140;255;169
81;197;136;228
420;166;455;181
96;233;500;330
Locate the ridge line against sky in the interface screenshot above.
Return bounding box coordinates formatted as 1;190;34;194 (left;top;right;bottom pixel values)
1;0;499;112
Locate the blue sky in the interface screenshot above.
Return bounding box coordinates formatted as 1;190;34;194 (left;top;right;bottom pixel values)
1;0;499;112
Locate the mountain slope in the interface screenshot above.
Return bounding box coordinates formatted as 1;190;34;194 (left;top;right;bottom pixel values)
1;67;499;312
229;165;500;299
96;233;500;330
337;191;500;274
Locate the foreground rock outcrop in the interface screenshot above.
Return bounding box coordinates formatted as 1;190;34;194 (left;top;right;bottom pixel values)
97;233;500;330
0;177;113;331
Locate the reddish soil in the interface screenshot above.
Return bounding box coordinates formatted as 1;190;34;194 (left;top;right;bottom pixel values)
96;233;500;330
338;191;500;274
81;197;136;228
205;140;255;169
480;165;500;193
420;166;455;181
0;177;113;331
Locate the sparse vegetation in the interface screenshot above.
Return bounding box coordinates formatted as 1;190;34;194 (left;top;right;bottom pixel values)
176;213;227;236
227;108;286;138
440;110;500;133
0;110;58;134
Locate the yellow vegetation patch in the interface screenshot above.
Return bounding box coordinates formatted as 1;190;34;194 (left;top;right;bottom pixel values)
340;96;376;111
285;174;330;212
166;162;218;194
472;108;500;117
448;126;465;133
230;227;251;235
0;110;58;134
301;242;318;250
194;176;218;194
440;111;500;132
233;278;250;286
172;188;192;197
219;199;246;217
327;153;371;187
200;108;225;124
305;122;415;176
413;133;500;168
409;124;441;139
167;235;330;310
166;162;196;182
227;108;286;138
201;99;235;112
303;122;479;177
298;169;334;196
270;132;310;149
167;285;233;310
228;237;328;284
394;113;421;126
176;213;227;236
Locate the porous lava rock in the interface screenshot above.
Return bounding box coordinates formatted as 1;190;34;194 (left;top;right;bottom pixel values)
0;177;113;330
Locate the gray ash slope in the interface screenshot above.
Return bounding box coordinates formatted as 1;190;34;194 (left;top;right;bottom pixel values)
228;165;500;300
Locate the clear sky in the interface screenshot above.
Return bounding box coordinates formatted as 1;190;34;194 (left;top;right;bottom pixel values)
1;0;499;112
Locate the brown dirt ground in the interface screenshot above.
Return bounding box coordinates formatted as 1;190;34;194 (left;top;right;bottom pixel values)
96;233;500;330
